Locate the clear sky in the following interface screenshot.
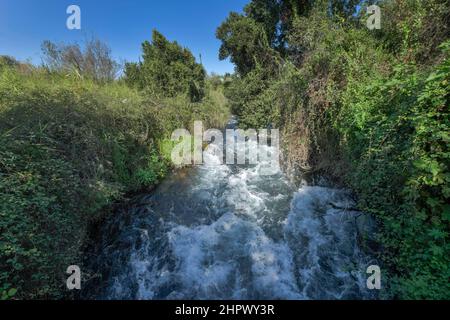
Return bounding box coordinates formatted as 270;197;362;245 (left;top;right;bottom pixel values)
0;0;249;74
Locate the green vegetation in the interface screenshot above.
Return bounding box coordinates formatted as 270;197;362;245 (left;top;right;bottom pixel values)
217;0;449;299
124;30;206;102
1;0;448;301
0;33;229;299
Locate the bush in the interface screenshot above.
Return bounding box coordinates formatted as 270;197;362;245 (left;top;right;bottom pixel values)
337;44;450;299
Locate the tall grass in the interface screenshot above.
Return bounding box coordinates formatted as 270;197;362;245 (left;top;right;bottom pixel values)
0;64;229;299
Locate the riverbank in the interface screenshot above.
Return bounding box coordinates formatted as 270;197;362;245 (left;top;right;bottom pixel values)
218;0;450;299
0;58;229;299
81;124;379;300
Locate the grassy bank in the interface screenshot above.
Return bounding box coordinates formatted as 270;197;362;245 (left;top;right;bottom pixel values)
0;55;228;299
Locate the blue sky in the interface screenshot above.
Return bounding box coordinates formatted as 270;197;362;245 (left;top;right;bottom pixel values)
0;0;249;74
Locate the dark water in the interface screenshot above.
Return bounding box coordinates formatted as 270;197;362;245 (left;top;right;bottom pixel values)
83;120;378;300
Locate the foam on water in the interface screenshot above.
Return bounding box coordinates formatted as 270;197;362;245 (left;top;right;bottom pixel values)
284;187;372;299
84;123;377;300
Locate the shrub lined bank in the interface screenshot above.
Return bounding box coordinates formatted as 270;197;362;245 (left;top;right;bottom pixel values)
217;0;449;299
0;34;229;299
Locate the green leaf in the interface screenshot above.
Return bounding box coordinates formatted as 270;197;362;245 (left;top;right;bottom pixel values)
7;288;17;297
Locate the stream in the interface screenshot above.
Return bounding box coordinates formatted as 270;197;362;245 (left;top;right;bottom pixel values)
83;119;378;300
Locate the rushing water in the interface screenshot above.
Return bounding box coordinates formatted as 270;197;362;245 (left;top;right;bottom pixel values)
83;119;378;300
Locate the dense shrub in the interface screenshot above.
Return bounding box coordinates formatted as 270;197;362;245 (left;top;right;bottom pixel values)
218;0;449;299
337;45;450;298
124;30;206;102
0;58;228;299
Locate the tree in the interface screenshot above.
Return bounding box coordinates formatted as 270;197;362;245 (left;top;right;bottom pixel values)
216;12;276;76
244;0;281;47
0;55;19;68
124;30;206;102
41;38;119;82
216;0;316;75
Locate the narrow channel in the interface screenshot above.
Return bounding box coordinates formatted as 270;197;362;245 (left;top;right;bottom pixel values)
83;119;378;300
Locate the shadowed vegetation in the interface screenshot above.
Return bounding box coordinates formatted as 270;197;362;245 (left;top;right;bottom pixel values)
217;0;449;299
